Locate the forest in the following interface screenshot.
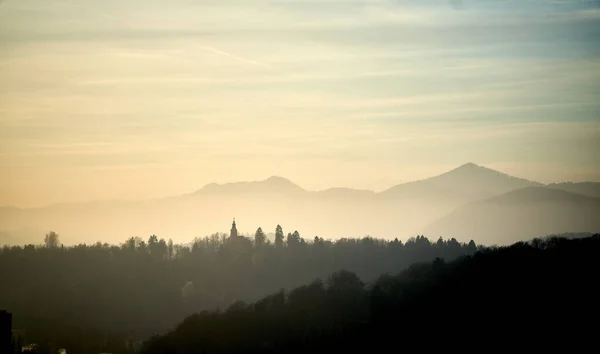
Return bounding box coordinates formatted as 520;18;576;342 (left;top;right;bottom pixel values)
2;226;479;353
141;234;600;353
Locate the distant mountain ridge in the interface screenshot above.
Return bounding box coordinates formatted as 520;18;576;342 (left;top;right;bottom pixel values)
182;162;547;200
546;182;600;198
3;162;596;208
193;176;305;195
484;186;599;205
1;163;599;246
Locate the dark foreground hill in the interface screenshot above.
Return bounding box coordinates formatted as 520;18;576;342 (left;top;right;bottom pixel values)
141;234;600;353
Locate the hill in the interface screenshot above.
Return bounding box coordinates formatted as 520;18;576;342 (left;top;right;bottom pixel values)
423;186;600;245
547;181;600;198
140;235;600;353
1;233;478;350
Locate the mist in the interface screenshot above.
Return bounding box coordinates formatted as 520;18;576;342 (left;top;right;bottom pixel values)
1;163;599;247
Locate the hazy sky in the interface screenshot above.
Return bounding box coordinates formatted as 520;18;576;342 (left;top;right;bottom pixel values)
1;0;599;207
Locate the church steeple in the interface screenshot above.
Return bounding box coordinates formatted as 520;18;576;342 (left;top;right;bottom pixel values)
230;218;238;238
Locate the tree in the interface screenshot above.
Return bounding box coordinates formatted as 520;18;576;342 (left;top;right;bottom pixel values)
275;225;284;248
168;239;174;259
326;270;366;320
287;230;302;247
326;270;364;293
254;227;266;248
313;236;324;247
148;234;158;246
135;237;147;252
123;237;136;252
148;235;160;257
44;231;60;248
468;240;477;253
436;237;445;247
157;238;168;260
448;237;460;250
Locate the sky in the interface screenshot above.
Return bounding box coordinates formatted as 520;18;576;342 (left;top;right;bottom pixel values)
1;0;599;207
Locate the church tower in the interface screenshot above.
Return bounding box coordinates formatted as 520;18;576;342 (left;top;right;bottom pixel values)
230;218;238;238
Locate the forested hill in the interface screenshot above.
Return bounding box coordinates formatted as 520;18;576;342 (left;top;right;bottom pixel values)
141;234;600;353
1;230;478;350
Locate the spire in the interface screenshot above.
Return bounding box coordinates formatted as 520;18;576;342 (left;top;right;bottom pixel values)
230;218;238;238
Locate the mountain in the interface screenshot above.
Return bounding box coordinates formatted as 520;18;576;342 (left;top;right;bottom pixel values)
0;163;596;246
485;186;598;205
546;182;600;198
423;186;600;246
380;162;542;201
191;176;305;196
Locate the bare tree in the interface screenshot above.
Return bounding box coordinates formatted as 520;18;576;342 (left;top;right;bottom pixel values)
44;231;60;248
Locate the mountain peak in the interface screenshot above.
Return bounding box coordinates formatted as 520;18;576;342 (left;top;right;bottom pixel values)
449;162;502;175
444;162;509;177
456;162;480;169
381;162;543;200
430;162;542;193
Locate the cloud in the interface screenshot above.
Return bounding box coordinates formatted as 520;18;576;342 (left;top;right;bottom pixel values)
1;0;599;206
547;7;600;22
201;46;273;70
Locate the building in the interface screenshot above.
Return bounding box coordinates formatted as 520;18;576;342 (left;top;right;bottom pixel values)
229;218;238;239
225;218;251;252
0;310;12;354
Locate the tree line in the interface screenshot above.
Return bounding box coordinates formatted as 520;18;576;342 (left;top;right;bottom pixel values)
1;226;480;352
140;234;600;353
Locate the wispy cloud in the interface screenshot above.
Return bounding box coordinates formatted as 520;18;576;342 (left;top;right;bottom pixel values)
1;0;599;206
